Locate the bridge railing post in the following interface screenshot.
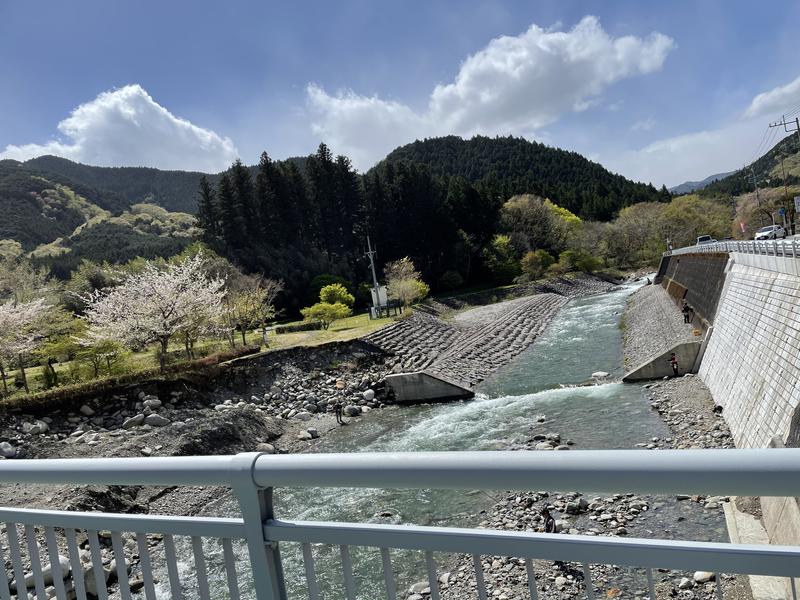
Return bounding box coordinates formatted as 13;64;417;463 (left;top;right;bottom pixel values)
230;453;287;600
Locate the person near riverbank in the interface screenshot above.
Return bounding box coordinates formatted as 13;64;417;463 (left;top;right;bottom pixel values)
334;400;346;425
669;352;679;377
681;300;691;323
541;508;565;568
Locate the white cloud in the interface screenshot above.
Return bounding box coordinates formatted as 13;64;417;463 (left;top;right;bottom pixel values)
604;118;766;187
631;117;656;132
744;75;800;119
605;73;800;187
307;16;674;169
1;85;238;172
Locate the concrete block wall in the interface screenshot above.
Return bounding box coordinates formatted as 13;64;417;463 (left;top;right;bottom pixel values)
699;262;800;448
661;253;728;325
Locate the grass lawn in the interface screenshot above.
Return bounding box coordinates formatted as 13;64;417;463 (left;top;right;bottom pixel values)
2;310;399;396
266;311;396;349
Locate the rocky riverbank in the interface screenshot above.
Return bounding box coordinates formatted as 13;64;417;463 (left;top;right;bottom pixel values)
0;340;396;598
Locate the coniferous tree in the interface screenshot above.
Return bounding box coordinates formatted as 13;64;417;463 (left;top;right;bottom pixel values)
196;176;219;243
216;173;241;249
230;160;258;239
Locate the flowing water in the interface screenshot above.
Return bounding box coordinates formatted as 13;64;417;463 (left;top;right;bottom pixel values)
155;281;727;598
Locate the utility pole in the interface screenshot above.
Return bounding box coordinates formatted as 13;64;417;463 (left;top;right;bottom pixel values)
365;235;381;317
768;115;800;233
747;166;764;226
365;235;379;290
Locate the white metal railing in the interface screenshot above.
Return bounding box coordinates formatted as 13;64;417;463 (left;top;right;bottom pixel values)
0;449;799;600
666;238;800;257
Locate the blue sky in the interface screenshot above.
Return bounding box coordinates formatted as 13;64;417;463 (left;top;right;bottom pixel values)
2;0;800;186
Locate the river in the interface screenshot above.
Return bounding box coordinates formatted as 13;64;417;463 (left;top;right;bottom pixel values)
156;280;727;598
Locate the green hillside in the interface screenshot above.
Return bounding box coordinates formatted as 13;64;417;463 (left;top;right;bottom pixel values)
0;161;198;276
23;155;308;214
702;134;800;197
381;135;671;220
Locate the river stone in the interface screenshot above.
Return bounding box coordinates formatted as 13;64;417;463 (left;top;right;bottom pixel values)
534;442;554;450
0;442;15;458
307;427;319;439
144;414;170;427
344;405;361;417
122;414;145;429
362;389;376;401
79;405;95;416
256;443;276;454
555;576;568;588
11;554;70;591
678;577;693;589
409;581;428;594
592;371;610;378
694;571;715;583
83;564;112;597
143;397;162;409
293;411;312;422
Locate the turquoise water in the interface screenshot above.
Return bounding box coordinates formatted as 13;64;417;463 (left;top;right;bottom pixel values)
157;281;725;598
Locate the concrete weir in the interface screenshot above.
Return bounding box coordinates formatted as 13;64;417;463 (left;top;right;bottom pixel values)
384;370;474;404
622;340;702;382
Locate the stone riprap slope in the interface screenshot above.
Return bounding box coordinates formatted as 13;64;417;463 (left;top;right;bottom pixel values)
437;273;614;312
431;293;567;385
361;312;464;372
365;274;613;386
622;284;695;370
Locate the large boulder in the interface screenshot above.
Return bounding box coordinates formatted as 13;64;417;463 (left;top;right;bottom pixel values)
144;414;170;427
0;442;15;458
344;405;362;417
122;414;145;429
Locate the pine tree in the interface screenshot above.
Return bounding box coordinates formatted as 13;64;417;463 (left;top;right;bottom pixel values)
196;175;219;242
217;173;241;248
230;159;258;238
255;152;279;241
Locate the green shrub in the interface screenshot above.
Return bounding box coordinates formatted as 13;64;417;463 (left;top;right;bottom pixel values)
300;302;352;330
274;321;323;334
319;283;355;307
437;270;464;291
521;249;555;280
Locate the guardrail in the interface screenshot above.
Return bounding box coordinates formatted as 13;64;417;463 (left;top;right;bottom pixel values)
1;449;800;599
666;238;800;257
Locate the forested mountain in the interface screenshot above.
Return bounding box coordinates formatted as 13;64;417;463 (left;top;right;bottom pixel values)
0;161;197;275
702;135;800;197
4;135;675;307
381;136;670;219
23;155;307;214
669;171;733;195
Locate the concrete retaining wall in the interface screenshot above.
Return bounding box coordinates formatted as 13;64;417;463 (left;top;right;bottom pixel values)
384;370;474;404
623;341;701;382
699;261;800;448
661;253;728;324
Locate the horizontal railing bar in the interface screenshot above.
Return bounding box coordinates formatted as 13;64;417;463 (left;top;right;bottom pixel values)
0;507;245;538
264;519;800;578
0;455;243;486
253;449;800;496
665;239;799;258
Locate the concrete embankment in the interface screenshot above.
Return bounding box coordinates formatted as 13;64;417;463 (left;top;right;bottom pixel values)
365;273;614;391
657;249;800;450
622;283;700;380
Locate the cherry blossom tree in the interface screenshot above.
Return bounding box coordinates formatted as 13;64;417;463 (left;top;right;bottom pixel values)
83;254;226;372
0;298;50;394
